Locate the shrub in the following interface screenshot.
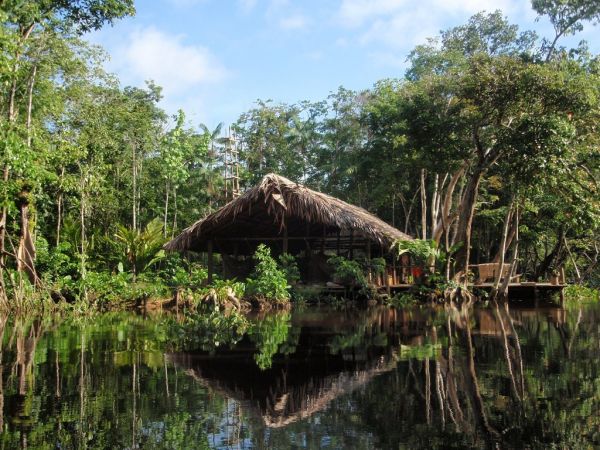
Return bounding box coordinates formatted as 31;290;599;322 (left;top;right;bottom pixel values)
201;278;246;305
278;253;301;285
392;239;440;269
290;284;323;303
245;244;290;303
564;285;599;304
113;218;166;276
167;263;208;290
35;237;79;282
327;255;367;288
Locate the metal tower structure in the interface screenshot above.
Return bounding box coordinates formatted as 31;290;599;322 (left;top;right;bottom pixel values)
223;126;240;201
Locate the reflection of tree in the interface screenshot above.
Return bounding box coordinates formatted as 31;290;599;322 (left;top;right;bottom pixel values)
0;313;237;449
493;300;525;405
0;305;597;448
248;312;292;370
0;314;7;430
351;303;600;448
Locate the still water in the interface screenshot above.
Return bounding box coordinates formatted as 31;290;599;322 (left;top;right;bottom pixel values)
0;302;598;449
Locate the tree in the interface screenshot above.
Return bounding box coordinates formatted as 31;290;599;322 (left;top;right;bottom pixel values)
532;0;600;60
0;0;134;293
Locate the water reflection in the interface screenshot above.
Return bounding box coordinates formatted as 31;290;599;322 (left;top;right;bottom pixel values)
0;302;597;449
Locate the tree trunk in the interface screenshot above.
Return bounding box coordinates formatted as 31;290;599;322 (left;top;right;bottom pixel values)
163;182;170;237
132;142;137;230
26;65;37;147
498;207;519;298
79;173;87;282
56;167;65;246
430;173;441;238
432;164;466;244
534;227;566;280
453;167;485;280
172;189;177;238
16;192;38;285
420;169;427;240
492;201;514;296
0;167;8;272
492;217;517;264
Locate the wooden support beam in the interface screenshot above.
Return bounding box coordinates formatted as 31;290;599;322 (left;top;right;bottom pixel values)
367;241;372;283
386;266;391;296
283;226;288;254
206;235;369;243
207;239;213;284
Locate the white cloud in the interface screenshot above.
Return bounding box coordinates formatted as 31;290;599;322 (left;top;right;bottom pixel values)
238;0;258;13
338;0;409;27
279;14;309;30
368;51;408;69
305;50;324;61
339;0;522;27
337;0;531;50
109;26;228;97
335;37;349;47
165;0;207;7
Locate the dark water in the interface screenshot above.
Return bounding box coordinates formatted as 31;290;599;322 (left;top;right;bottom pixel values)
0;302;598;449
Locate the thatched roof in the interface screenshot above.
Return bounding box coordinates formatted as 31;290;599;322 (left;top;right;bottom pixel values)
165;173;411;254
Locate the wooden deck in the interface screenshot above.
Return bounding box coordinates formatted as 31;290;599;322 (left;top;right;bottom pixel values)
386;282;566;300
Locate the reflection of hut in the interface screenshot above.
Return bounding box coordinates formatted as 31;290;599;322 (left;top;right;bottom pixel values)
165;173;412;285
167;348;398;428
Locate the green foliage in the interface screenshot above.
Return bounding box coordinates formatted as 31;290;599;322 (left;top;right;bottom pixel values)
35;237;79;282
167;309;249;352
398;343;442;361
248;312;291;370
368;257;387;276
327;255;367;288
114;218;166;275
564;285;599;304
201;278;246;307
386;293;419;308
290;284;323;304
278;253;301;285
393;239;441;269
245;245;290;303
2;0;599;307
65;271;169;309
168;263;208;290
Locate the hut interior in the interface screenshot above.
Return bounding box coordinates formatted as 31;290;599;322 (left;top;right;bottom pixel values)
165;173;413;287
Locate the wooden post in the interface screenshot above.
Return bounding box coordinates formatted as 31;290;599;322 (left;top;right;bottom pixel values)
320;225;325;254
305;223;311;264
386;267;391;296
207;239;213;284
349;230;354;260
283;226;288;254
336;230;340;256
367;241;372;283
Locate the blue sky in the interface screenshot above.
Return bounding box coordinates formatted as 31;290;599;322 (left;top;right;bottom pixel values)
89;0;599;129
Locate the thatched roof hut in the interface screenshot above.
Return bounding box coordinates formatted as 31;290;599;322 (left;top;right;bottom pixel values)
165;173;411;255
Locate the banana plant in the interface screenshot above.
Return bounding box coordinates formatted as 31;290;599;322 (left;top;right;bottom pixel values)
114;218;166;278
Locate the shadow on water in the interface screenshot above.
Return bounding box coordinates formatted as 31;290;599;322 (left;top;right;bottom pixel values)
0;301;597;449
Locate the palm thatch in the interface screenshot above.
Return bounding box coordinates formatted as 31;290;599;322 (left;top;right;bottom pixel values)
165;173;411;254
